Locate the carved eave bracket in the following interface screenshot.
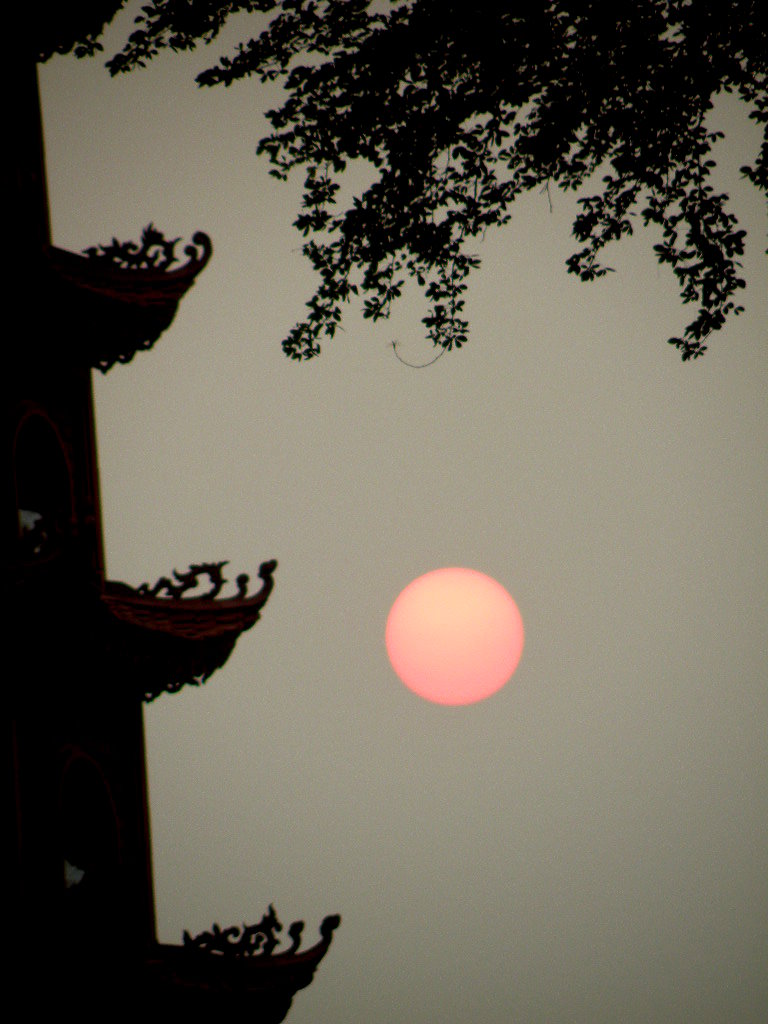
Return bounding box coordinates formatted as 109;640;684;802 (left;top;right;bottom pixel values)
42;226;212;371
145;909;341;1018
101;559;276;701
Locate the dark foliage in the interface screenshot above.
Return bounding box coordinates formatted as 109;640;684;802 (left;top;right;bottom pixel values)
63;1;768;360
35;0;127;61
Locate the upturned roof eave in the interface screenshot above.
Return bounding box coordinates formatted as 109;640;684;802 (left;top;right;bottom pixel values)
36;231;212;371
99;559;277;701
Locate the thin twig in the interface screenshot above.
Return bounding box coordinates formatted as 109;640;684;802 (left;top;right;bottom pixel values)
391;340;446;368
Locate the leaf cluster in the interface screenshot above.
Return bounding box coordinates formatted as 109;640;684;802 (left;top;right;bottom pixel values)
77;1;768;360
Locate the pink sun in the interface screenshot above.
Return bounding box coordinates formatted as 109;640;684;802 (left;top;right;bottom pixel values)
385;568;524;705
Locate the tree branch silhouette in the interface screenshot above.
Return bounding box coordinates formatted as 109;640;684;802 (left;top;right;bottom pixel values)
45;0;768;363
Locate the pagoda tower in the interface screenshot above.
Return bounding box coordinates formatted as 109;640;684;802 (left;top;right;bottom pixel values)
6;37;338;1019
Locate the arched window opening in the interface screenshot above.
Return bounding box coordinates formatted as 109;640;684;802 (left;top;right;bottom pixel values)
14;413;73;561
58;754;123;949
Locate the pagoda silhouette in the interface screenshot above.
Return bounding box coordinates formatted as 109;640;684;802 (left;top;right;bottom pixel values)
6;43;339;1019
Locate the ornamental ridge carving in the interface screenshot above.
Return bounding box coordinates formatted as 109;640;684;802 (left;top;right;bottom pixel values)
83;223;201;271
183;905;341;958
136;561;249;601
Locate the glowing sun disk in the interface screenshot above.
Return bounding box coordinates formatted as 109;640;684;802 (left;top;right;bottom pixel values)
385;568;524;705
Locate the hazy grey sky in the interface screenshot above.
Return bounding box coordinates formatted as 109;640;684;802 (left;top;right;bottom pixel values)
40;8;768;1022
